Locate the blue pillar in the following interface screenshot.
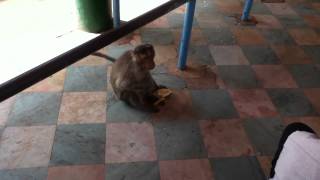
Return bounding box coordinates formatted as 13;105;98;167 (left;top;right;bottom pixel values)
241;0;253;21
113;0;120;28
177;0;196;70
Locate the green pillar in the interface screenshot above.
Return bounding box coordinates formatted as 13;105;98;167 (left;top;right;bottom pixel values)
76;0;113;33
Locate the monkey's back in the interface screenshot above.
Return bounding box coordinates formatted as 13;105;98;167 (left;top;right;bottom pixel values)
110;51;132;96
110;51;157;99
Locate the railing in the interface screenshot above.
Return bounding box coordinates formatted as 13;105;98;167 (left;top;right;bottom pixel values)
0;0;196;102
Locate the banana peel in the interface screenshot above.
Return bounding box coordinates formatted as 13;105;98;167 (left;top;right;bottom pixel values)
153;88;172;106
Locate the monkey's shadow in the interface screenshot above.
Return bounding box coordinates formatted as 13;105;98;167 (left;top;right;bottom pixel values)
151;89;197;122
106;88;197;123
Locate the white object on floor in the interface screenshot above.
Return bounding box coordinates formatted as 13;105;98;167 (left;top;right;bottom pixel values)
270;131;320;180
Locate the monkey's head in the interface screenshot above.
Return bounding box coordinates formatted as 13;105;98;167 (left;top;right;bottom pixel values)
133;44;156;71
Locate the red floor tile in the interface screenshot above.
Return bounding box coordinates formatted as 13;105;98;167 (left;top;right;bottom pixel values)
152;90;196;122
145;16;170;28
200;119;254;157
253;65;298;88
48;165;105;180
196;13;228;28
74;55;109;66
173;29;207;45
159;159;214;180
106;122;157;163
154;45;178;65
232;27;266;45
229;89;278;118
58;92;106;124
214;0;242;14
185;77;218;89
167;62;224;89
174;6;186;14
288;28;320;45
255;15;283;29
312;3;320;11
113;31;142;46
24;69;66;92
272;45;312;64
0;126;55;169
257;156;272;178
303;15;320;28
265;3;297;15
283;116;320;135
167;61;212;79
304;88;320;113
183;67;218;89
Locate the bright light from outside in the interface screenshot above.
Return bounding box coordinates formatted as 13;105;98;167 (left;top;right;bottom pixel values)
120;0;169;21
0;0;168;85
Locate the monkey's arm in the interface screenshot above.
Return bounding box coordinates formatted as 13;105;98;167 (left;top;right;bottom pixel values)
145;73;166;90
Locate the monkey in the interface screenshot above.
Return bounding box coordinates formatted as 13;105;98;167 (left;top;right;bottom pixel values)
104;44;165;112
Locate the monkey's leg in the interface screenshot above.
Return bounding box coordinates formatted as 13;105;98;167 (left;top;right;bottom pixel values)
121;91;159;112
145;94;159;104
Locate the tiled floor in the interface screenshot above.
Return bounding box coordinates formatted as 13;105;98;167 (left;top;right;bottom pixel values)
1;0;320;179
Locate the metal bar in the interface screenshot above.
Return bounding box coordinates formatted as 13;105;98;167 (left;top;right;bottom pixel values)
0;0;187;102
241;0;254;21
113;0;120;28
177;0;196;70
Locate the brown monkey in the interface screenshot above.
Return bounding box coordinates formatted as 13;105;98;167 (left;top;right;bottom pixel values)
110;44;164;112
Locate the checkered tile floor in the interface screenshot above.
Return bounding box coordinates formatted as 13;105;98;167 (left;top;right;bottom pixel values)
1;0;320;179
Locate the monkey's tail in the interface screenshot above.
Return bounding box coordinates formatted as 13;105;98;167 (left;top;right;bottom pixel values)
91;52;116;62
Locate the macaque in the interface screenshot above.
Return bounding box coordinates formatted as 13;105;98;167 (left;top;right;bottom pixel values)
109;44;164;112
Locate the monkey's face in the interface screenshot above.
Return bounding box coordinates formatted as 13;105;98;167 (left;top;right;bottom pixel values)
134;44;156;71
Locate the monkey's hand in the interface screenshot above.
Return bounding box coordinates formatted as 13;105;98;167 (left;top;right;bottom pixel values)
152;88;172;107
153;88;172;99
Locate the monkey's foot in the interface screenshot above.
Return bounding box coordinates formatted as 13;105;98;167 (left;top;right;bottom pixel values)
154;97;166;106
